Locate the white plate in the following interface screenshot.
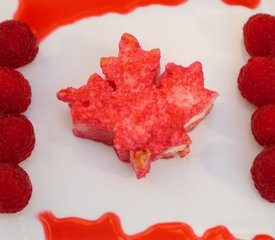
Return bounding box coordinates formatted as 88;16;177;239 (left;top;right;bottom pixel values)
0;0;274;239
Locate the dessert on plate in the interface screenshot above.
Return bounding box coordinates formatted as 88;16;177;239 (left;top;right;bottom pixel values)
57;33;218;178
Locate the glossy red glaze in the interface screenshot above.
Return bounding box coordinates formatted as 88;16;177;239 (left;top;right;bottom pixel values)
14;0;261;41
222;0;260;9
222;0;261;9
13;0;186;41
253;235;275;240
38;212;274;240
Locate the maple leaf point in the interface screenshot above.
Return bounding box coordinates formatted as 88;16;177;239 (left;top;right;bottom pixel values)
101;33;161;91
57;33;218;178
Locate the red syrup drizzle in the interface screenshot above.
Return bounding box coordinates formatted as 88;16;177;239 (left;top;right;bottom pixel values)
14;0;260;41
13;0;187;41
222;0;260;9
38;212;274;240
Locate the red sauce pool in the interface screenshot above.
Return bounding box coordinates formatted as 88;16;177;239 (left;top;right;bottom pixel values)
14;0;260;41
38;212;274;240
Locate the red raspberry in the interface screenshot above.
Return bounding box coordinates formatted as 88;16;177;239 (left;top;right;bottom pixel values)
251;147;275;202
0;114;35;164
0;67;31;114
0;20;38;68
237;57;275;107
243;13;275;57
251;105;275;146
0;163;32;213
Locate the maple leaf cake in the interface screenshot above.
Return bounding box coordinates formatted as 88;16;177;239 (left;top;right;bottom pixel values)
57;33;218;178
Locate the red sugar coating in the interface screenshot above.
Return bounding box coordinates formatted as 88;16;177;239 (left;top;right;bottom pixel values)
57;73;115;145
251;104;275;146
251;147;275;202
57;33;218;178
0;67;31;114
237;56;275;107
112;87;192;177
157;62;218;131
101;33;160;91
243;13;275;57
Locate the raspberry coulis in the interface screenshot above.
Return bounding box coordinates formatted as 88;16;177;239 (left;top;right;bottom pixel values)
14;0;260;41
222;0;260;8
39;212;274;240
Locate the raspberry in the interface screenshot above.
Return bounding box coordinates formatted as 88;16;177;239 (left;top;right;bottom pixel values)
0;20;38;68
251;105;275;146
237;56;275;106
0;114;35;164
0;67;31;114
251;147;275;202
0;163;32;213
243;13;275;57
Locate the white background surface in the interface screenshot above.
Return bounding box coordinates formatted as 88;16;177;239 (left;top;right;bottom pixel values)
0;0;275;239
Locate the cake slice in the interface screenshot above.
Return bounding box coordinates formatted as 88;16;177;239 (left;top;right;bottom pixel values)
57;33;218;178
